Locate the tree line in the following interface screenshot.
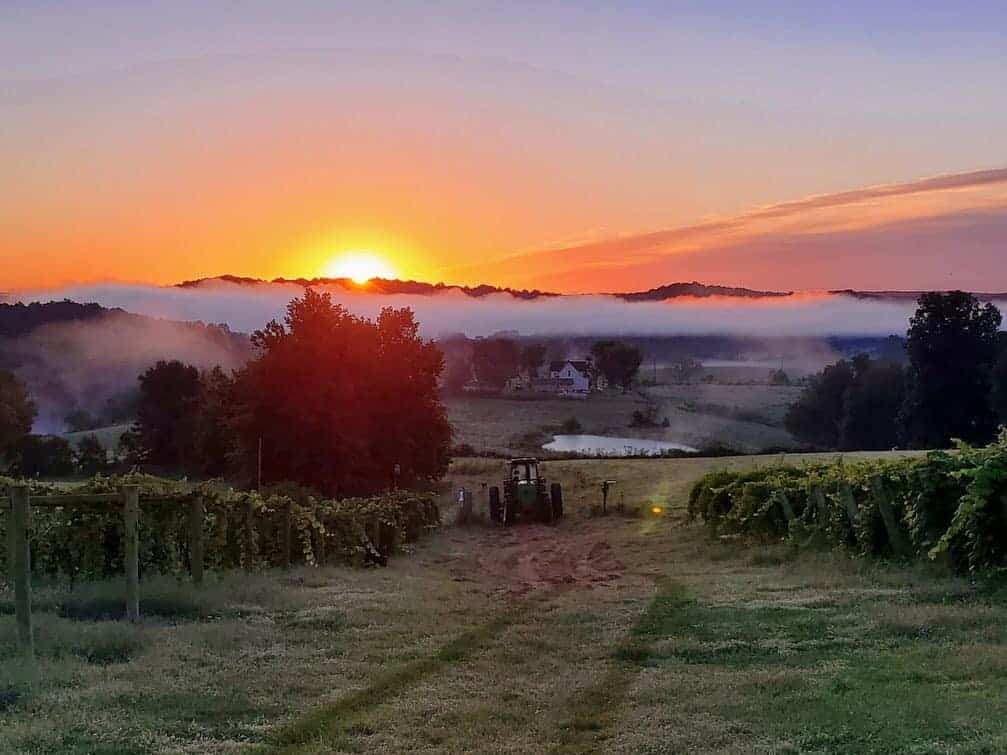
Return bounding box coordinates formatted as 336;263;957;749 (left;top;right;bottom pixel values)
0;290;452;496
786;291;1007;450
443;336;643;392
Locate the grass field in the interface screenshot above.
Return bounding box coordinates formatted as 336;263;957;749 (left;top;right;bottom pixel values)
446;381;804;456
6;450;1007;754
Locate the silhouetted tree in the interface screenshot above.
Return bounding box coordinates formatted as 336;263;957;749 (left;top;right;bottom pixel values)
76;434;108;475
10;435;75;477
0;369;36;456
839;356;905;450
64;408;100;433
898;291;1002;447
992;334;1007;426
192;367;236;476
521;343;547;377
471;338;520;389
136;360;201;468
591;341;643;392
784;360;856;448
233;289;451;496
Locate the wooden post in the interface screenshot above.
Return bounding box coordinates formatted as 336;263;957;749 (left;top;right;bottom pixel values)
244;499;256;569
283;501;293;569
9;486;33;654
121;485;140;622
870;476;911;557
810;485;829;525
839;482;859;526
776;491;796;523
311;503;325;567
189;496;205;586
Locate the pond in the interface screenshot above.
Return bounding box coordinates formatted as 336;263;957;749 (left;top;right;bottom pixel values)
542;434;698;456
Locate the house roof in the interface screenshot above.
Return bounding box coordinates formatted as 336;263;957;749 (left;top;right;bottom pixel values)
550;360;591;374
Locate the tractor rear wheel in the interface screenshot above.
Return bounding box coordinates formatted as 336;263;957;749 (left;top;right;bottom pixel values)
551;483;564;519
489;486;502;522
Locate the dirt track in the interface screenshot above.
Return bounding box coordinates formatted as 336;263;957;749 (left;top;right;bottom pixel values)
444;522;628;596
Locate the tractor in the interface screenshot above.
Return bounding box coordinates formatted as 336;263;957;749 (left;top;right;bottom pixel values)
488;458;563;525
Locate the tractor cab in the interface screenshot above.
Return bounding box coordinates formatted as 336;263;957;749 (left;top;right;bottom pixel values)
489;457;563;525
509;458;540;484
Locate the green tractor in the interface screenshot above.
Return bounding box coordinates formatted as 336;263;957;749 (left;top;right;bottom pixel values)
488;458;563;525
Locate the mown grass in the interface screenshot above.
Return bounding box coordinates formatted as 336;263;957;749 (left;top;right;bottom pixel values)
4;451;1007;754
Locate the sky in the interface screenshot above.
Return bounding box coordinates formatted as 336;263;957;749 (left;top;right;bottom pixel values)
3;1;1007;293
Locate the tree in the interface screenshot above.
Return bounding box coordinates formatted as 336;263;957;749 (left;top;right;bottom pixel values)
76;434;108;475
898;291;1002;448
591;341;643;392
992;334;1007;426
785;355;906;451
769;368;790;386
64;408;100;433
136;360;201;468
10;435;75;477
234;289;451;496
520;343;547;377
471;338;520;389
839;357;905;450
0;369;36;456
784;360;856;448
192;367;236;477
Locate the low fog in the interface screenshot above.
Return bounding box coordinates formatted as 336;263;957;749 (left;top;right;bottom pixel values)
10;280;975;338
3;311;250;433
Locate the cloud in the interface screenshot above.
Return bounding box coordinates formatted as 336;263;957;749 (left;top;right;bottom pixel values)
450;167;1007;292
6;280;988;341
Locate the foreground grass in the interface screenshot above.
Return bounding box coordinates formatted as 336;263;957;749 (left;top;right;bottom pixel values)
2;452;1004;754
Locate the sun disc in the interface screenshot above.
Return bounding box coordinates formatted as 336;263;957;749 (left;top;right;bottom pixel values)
322;252;396;284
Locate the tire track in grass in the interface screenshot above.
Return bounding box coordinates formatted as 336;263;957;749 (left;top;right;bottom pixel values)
552;579;690;754
263;607;523;754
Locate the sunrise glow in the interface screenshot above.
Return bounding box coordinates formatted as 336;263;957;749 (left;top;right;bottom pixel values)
321;252;397;284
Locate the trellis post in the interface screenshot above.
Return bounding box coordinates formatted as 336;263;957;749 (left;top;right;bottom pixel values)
189;495;205;586
870;476;911;557
122;485;140;622
9;485;33;655
283;501;293;569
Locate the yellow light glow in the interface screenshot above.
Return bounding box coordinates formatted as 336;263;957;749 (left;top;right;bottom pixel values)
321;251;397;284
650;506;664;515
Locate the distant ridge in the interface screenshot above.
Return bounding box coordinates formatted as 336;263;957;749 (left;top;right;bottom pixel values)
176;275;790;301
830;289;1007;301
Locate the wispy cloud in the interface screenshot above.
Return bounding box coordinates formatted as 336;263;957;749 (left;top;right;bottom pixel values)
453;167;1007;292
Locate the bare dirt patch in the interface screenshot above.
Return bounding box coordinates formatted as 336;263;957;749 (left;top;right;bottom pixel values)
450;523;627;596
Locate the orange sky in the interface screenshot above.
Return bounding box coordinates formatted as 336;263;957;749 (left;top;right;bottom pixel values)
3;43;1007;293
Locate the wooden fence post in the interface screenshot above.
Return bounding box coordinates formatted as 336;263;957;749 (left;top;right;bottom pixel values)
283;501;292;569
121;485;140;622
870;476;911;557
776;491;796;524
810;485;829;525
244;499;256;569
9;486;33;655
313;503;326;567
839;482;860;527
189;495;205;586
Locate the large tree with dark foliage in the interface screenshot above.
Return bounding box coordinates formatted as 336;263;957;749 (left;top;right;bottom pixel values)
520;343;547;376
136;360;201;468
591;340;643;392
898;291;1002;448
234;289;451;496
10;435;75;477
471;338;520;389
0;369;36;455
785;355;905;450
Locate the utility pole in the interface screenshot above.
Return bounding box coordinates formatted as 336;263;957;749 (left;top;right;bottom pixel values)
257;436;263;491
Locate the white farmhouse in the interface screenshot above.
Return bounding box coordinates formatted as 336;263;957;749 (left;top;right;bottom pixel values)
548;360;592;395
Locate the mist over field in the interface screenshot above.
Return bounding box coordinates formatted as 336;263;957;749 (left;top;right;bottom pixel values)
8;280;981;338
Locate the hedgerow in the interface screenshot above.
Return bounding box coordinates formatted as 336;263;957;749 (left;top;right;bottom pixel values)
0;474;439;582
688;430;1007;573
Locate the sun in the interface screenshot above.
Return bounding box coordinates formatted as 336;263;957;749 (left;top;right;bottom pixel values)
321;251;397;284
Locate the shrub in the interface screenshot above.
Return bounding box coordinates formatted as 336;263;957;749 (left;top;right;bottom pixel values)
687;430;1007;573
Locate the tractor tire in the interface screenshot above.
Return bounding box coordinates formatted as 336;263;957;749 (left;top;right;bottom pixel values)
551;483;564;519
489;486;502;523
538;493;554;523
